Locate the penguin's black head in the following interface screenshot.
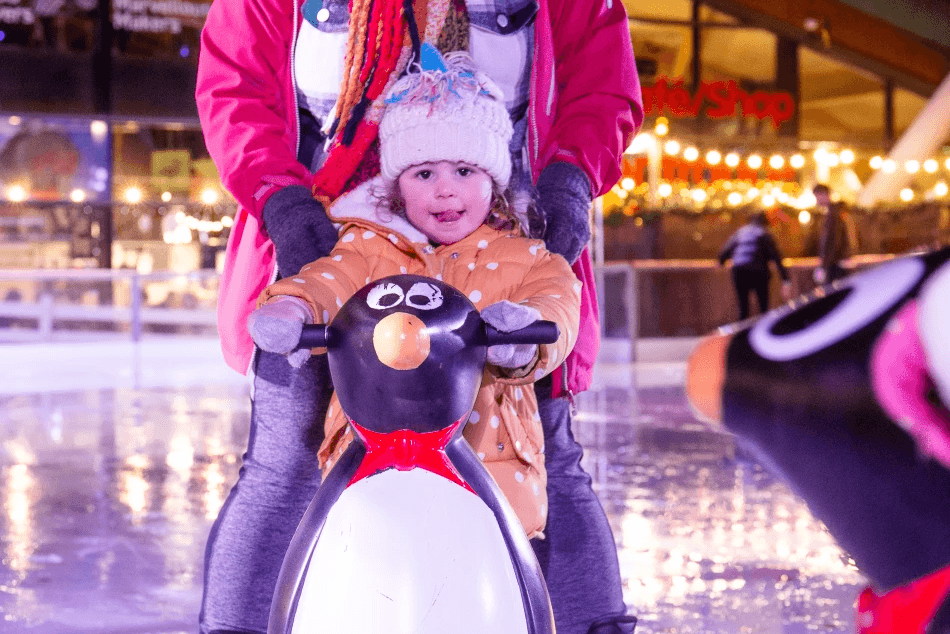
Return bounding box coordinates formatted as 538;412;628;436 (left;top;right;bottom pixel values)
326;275;486;434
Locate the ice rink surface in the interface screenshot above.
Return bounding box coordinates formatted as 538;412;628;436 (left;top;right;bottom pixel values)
0;336;865;633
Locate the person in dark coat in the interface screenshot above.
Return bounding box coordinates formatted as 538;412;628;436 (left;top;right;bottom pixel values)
719;211;793;320
813;183;853;284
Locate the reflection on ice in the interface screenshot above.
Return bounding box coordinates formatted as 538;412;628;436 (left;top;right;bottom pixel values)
0;341;867;633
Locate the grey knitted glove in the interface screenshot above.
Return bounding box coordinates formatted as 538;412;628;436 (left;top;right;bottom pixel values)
262;185;339;277
481;300;542;369
535;162;592;264
247;296;314;368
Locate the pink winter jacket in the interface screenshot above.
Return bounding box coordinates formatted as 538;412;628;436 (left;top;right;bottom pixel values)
195;0;643;391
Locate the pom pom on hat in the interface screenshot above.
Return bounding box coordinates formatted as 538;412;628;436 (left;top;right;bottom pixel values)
379;46;513;190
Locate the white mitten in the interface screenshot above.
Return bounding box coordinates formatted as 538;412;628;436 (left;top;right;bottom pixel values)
481;300;542;369
247;296;314;368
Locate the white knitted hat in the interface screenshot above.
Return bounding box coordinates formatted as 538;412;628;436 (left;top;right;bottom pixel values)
379;48;513;190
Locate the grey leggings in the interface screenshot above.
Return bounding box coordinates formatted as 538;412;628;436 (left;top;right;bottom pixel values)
199;353;631;634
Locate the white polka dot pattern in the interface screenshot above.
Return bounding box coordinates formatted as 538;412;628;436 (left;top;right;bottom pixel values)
486;262;498;270
341;233;355;242
322;310;330;322
363;230;375;239
514;471;524;483
469;290;482;302
477;240;488;249
529;244;539;255
388;234;398;244
293;278;305;283
489;416;499;428
468;410;480;424
332;255;343;261
321;272;334;280
468;263;475;270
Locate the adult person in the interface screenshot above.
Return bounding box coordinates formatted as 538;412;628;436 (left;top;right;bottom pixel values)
812;184;853;284
718;211;793;320
194;0;644;633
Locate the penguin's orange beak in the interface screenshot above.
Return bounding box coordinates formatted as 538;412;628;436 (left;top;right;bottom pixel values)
685;332;733;427
372;312;431;370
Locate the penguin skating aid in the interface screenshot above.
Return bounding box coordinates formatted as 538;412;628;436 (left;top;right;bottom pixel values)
268;274;557;634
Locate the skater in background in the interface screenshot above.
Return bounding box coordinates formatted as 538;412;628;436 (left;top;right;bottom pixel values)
194;0;643;629
718;211;793;320
813;184;854;284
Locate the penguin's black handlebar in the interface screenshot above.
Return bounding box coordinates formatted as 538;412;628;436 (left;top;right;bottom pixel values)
296;321;560;350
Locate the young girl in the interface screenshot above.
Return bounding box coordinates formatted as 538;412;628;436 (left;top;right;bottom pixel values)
246;51;580;538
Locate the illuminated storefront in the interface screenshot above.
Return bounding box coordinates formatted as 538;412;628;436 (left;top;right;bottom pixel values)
0;0;232;272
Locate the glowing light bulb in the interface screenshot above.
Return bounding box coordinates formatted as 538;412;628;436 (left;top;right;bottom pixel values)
7;184;27;202
161;191;173;202
683;147;699;162
790;154;805;169
691;189;707;203
839;149;855;165
900;188;914;202
621;177;636;191
924;159;939;173
769;155;784;169
725;153;740;168
882;159;897;173
200;188;220;205
124;187;143;204
658;183;673;197
905;160;920;174
654;120;669;136
935;182;948;197
747;155;763;169
798;210;812;224
869;156;883;169
727;192;742;206
706;150;722;165
70;189;86;203
664;140;680;155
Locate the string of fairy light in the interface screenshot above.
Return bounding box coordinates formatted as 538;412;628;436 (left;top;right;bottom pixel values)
611;117;950;218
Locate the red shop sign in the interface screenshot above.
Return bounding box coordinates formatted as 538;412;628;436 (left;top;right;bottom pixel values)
643;78;795;129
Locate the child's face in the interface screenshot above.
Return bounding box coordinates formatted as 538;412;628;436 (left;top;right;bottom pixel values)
397;161;493;245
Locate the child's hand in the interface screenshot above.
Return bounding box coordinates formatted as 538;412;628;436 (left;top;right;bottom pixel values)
481;300;542;369
247;296;314;368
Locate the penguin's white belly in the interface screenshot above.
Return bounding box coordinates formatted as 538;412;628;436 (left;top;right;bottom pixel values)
290;468;529;634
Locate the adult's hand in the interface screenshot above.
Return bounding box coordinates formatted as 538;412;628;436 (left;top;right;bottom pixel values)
535;162;592;264
262;185;339;277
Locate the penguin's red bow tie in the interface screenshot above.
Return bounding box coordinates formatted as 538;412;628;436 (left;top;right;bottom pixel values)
348;420;474;493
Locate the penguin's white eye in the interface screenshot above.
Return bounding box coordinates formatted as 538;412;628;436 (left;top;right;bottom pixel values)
366;282;405;310
405;282;443;310
749;256;924;361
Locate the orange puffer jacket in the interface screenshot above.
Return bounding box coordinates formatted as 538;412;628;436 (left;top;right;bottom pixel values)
258;177;581;538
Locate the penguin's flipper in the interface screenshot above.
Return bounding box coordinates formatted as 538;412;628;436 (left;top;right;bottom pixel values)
446;438;555;634
267;440;366;634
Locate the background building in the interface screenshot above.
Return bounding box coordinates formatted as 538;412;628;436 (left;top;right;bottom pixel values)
0;0;948;275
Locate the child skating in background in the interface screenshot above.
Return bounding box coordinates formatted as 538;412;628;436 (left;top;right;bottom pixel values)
245;50;580;538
